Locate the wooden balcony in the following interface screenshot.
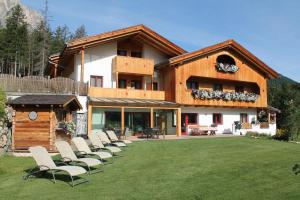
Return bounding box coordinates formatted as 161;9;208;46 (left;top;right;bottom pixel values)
112;56;154;75
88;87;165;100
178;90;265;108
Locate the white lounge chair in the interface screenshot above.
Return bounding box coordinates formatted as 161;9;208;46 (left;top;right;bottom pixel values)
97;131;126;147
55;141;102;174
71;137;113;161
27;146;88;187
106;130;133;144
88;134;122;155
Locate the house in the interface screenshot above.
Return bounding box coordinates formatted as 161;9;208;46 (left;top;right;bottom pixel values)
48;24;279;137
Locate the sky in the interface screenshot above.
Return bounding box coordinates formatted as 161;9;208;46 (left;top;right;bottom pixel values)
22;0;300;82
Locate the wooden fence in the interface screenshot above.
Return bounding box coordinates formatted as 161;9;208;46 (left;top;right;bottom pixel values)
0;74;88;95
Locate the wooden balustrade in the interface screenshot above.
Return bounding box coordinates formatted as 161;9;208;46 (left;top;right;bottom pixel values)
88;87;165;100
112;56;154;75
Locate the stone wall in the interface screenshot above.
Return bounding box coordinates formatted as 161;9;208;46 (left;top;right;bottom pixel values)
0;106;13;155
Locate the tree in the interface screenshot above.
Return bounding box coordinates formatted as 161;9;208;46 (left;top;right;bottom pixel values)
268;77;300;140
50;25;71;54
2;5;29;76
30;20;51;75
71;25;87;40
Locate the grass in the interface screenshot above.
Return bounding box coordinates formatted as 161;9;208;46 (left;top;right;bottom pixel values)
1;137;300;200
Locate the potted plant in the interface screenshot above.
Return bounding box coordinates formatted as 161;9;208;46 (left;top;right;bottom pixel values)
63;121;76;138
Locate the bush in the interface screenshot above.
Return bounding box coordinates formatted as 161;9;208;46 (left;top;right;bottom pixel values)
246;131;272;139
273;129;289;141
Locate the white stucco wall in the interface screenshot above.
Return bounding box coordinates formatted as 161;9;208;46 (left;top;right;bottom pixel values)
181;107;275;135
143;44;168;64
75;42;117;88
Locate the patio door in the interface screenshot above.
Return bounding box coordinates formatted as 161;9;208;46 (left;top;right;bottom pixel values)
181;113;198;135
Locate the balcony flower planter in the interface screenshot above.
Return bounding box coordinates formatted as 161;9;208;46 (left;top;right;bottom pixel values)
216;62;239;73
191;89;259;102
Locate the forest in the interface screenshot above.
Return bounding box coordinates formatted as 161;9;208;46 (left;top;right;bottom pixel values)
0;4;86;77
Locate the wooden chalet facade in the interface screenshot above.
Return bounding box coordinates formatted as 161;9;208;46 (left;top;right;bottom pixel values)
47;24;279;138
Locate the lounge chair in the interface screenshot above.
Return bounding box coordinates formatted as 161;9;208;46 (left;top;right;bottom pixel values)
26;146;88;187
55;141;102;174
71;137;113;161
106;130;133;144
88;134;122;155
97;131;126;147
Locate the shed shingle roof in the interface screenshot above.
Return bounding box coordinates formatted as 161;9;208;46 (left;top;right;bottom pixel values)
9;95;82;109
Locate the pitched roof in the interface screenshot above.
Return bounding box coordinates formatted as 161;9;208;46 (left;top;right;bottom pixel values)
168;39;279;78
9;95;82;109
62;24;186;56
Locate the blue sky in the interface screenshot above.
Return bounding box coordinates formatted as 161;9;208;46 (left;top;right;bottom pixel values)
22;0;300;82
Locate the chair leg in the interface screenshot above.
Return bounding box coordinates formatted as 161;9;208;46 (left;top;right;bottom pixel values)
70;175;74;187
51;171;56;183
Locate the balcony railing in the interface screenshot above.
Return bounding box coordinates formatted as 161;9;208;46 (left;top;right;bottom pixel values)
178;89;264;108
112;56;154;75
88;87;165;100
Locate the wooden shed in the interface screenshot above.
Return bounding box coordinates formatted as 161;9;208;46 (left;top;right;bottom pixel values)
9;95;82;151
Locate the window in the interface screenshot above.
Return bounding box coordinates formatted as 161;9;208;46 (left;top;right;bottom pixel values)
240;113;248;123
118;79;127;88
181;113;198;127
213;113;223;125
186;81;199;89
153;82;158;91
213;84;223;91
216;55;236;65
90;75;103;87
131;51;142;58
117;49;127;56
235;86;244;93
130;80;142;89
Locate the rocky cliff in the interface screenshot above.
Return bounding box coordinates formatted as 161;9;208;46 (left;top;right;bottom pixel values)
0;0;43;28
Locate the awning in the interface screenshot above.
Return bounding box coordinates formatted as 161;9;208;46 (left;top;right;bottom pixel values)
267;105;281;113
89;97;179;108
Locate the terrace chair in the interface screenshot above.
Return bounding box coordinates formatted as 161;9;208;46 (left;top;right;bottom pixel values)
26;146;88;187
71;137;113;161
106;130;133;144
97;131;127;147
55;141;102;174
88;134;122;155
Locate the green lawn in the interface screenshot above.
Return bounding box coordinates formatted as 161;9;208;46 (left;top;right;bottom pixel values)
1;137;300;200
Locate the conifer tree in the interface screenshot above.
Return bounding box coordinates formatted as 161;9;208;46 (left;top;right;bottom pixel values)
3;5;29;76
71;25;87;40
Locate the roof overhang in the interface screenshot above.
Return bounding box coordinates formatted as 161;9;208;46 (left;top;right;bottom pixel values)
64;24;186;56
164;39;279;79
89;97;179;108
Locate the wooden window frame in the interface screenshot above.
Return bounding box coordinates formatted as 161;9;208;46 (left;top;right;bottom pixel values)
213;84;223;91
90;75;103;88
130;51;142;58
186;81;199;90
118;79;127;89
235;85;245;93
240;113;248;123
117;49;127;56
212;113;223;125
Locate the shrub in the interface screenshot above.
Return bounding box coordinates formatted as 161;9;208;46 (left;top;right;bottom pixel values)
246;131;272;139
273;129;289;141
